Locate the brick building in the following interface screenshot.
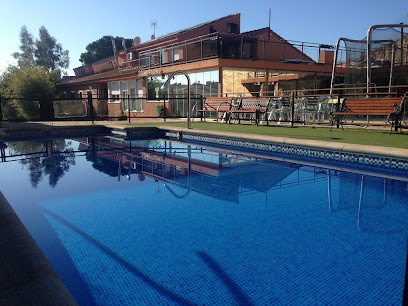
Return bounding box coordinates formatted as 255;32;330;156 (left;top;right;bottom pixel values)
58;13;336;119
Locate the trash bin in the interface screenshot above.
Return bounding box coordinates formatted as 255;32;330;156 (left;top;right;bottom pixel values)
156;105;163;117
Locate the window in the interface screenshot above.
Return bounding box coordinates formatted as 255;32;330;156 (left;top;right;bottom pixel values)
169;70;219;98
227;23;239;34
147;76;167;100
121;90;128;110
160;49;166;64
129;88;143;112
108;81;120;102
173;47;180;61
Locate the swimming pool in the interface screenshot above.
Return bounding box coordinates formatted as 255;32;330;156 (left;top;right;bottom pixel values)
1;136;408;305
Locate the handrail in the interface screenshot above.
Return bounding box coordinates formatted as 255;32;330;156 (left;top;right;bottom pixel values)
161;70;192;129
164;145;192;199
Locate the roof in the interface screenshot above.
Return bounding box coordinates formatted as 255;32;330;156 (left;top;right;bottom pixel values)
59;66;138;85
73;56;115;71
241;27;285;41
129;13;240;50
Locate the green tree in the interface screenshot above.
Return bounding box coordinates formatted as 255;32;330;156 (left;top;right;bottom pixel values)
10;25;69;77
2;66;56;119
0;25;68;119
35;26;69;73
7;139;75;188
79;35;133;65
12;26;35;68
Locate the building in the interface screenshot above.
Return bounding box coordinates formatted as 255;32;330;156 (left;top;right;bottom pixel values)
58;13;336;120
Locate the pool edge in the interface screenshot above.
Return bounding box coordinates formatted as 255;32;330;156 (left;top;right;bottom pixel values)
0;191;78;305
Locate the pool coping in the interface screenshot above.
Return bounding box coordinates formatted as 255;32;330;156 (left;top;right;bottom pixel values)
1;122;408;159
154;126;408;160
0;192;77;305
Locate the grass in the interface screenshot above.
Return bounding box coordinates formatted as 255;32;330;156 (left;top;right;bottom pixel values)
124;121;408;149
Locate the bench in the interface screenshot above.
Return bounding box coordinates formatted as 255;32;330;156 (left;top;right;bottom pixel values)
194;97;232;123
225;97;270;126
330;96;406;133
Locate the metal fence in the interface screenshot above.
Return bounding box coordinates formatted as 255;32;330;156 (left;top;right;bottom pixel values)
0;93;206;126
1;92;406;127
123;32;331;71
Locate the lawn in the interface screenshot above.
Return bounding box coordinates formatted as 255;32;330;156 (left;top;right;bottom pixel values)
125;121;408;149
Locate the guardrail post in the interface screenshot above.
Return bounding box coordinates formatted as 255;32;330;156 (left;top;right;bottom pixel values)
0;93;2;128
240;37;243;60
263;38;265;60
185;41;188;62
163;95;166;123
128;95;131;123
291;92;295;127
200;95;203;121
201;37;203;59
336;94;341;129
88;92;94;124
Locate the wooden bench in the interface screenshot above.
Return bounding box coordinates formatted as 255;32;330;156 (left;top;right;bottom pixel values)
330;96;406;133
225;97;270;126
194;97;232;123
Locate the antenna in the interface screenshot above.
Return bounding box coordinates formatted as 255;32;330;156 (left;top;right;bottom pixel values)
151;20;158;39
268;8;271;40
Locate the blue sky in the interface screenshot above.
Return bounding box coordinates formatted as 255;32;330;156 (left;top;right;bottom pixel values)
1;0;407;75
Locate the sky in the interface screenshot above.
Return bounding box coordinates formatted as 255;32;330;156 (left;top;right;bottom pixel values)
0;0;407;75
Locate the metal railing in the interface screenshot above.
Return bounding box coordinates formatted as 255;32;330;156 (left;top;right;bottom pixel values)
120;32;331;72
2;88;406;127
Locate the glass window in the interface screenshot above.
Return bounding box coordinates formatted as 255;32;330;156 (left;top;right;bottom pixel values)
122;90;128;110
128;88;143;112
160;49;166;64
173;47;179;61
209;70;219;97
108;82;120;102
165;70;220;98
147;76;167;100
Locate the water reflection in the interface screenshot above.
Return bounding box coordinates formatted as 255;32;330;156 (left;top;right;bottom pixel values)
3;136;408;220
328;171;408;233
80;136;408;234
5;139;75;188
79;136;298;204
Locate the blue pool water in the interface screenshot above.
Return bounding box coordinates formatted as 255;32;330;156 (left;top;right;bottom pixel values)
1;136;408;305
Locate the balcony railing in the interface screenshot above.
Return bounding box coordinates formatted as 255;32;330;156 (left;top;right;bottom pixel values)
122;32;331;71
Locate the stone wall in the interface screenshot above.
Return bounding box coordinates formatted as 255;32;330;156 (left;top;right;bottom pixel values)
222;68;261;97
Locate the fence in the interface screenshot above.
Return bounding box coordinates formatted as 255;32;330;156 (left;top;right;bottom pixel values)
1;91;406;127
193;92;407;126
123;32;331;72
0;93;205;125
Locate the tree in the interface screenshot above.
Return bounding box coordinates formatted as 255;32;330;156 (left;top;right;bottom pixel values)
79;36;133;65
1;65;56;119
12;26;35;68
7;139;76;188
35;26;69;73
1;26;68;120
10;25;69;76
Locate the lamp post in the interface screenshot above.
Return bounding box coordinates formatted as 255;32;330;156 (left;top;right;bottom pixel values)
161;70;191;129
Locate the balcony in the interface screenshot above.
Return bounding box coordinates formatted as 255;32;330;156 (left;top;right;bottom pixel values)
122;32;330;71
